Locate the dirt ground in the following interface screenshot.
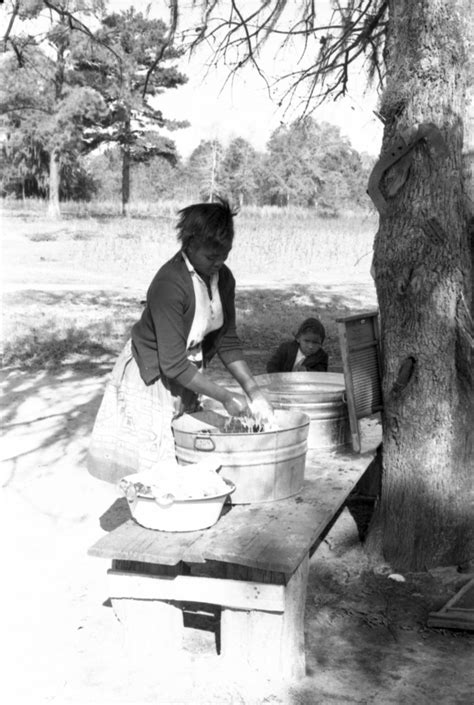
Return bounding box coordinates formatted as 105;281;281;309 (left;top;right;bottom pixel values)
1;215;473;704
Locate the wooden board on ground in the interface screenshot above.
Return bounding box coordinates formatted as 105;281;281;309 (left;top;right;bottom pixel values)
427;578;474;631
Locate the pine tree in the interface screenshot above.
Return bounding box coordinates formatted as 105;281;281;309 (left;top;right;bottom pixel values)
1;1;188;215
0;0;107;216
74;6;188;215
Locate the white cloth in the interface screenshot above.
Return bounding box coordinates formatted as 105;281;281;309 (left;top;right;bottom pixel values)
182;252;223;368
292;347;305;370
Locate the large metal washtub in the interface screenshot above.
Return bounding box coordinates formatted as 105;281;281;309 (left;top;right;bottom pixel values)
172;409;310;504
254;372;351;450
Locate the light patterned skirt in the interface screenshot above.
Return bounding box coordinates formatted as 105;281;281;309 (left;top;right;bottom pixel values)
86;340;197;485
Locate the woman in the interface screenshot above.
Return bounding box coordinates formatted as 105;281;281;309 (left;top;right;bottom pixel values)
87;198;273;484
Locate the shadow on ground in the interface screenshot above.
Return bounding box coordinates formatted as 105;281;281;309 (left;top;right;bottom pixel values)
286;515;474;705
236;282;376;372
0;357;111;500
1;279;377;491
3;280;376;374
1;278;473;704
2;289;142;371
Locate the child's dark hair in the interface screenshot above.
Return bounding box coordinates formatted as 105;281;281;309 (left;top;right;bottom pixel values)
177;197;237;250
295;317;326;342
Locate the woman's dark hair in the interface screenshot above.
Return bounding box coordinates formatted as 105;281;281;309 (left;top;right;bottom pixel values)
176;197;236;250
295;317;326;343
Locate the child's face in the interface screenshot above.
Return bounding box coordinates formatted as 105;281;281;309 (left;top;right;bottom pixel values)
297;331;323;357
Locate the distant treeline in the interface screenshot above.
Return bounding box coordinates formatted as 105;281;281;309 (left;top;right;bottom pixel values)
1;117;374;215
89;118;375;214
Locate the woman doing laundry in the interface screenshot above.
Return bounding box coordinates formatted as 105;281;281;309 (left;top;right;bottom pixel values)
87;198;273;484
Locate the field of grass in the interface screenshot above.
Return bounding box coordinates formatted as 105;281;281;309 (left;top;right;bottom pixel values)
2;199;378;376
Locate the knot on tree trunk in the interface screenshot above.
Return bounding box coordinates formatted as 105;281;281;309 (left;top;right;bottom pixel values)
390;356;416;399
396;265;431;297
367;124;449;214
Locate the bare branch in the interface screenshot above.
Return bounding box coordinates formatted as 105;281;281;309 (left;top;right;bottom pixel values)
42;0;123;68
142;0;179;99
0;104;53;115
229;0;268;85
3;0;21;53
180;0;388;115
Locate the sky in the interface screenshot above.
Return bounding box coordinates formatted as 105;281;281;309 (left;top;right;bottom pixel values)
118;0;384;159
158;51;384;158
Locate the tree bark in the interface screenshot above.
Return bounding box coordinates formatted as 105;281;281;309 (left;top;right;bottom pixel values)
369;0;473;570
47;148;61;218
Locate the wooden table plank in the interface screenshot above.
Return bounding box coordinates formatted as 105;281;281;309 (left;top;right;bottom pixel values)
186;450;375;573
88;519;207;565
88;432;380;575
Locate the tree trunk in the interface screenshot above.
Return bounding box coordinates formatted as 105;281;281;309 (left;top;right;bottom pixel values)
369;0;473;570
463;54;474;325
121;141;131;217
47;148;61;218
210;140;217;201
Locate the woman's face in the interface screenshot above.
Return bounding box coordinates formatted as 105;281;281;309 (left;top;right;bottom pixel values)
186;242;232;278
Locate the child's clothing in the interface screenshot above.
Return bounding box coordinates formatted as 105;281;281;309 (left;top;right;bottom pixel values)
266;340;328;373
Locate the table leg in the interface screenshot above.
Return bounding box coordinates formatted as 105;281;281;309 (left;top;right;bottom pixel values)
220;555;309;681
109;560;185;657
112;596;184;657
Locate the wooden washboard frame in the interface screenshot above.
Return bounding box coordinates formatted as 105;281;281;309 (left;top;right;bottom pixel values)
337;311;383;453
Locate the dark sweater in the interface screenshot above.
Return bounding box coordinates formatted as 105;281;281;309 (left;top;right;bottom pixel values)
131;251;244;386
266;340;328;373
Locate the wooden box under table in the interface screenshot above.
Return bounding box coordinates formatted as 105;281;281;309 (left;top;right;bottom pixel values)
89;433;380;683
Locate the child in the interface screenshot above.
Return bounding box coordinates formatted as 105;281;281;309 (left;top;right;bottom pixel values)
266;317;328;373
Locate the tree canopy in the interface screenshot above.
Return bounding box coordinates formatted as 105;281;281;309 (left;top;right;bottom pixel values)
0;0;188;214
0;0;107;209
264;117;368;209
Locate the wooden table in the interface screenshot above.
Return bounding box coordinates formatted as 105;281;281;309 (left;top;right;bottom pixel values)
89;428;380;682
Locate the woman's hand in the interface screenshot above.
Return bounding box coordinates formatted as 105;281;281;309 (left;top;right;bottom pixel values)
223;360;274;419
223;391;250;417
248;388;274;422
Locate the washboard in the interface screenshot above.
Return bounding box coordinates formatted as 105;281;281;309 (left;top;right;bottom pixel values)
337;311;383;453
